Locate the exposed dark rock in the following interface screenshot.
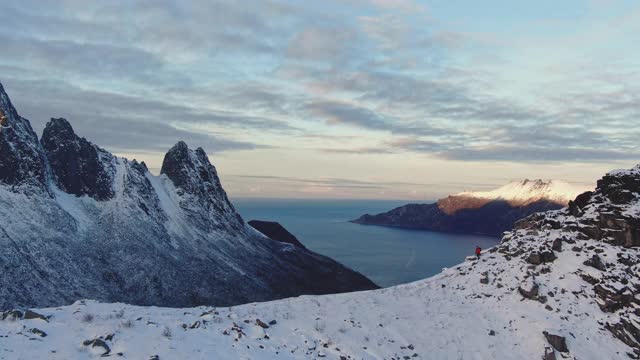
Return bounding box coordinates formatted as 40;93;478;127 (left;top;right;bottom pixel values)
83;338;111;356
0;83;49;192
583;255;606;271
0;310;23;321
543;331;568;353
248;220;306;248
527;252;542;265
574;191;594;208
606;318;640;350
542;348;557;360
552;238;562;252
527;251;556;265
518;282;539;300
41;118;115;200
30;328;47;337
594;285;634;313
256;319;269;329
23;310;48;321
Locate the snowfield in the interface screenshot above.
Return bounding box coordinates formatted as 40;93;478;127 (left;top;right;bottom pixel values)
0;237;635;359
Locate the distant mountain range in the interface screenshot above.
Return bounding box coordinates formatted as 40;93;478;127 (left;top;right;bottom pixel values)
0;82;377;310
352;179;592;236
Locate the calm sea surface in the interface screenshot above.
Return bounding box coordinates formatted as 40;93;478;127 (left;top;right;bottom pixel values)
233;198;500;288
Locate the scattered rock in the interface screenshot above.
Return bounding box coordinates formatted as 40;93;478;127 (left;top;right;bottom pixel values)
480;274;489;284
542;347;557;360
594;284;634;313
543;331;568;353
82;338;111;356
518;282;539;300
30;328;47;337
256;319;269;329
1;310;23;321
24;310;48;322
552;238;562;252
583;255;606;271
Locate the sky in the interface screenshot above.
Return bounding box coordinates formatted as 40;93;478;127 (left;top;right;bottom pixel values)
1;0;639;199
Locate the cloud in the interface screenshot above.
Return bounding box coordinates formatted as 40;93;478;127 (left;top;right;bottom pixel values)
442;146;640;163
1;78;269;153
0;0;638;169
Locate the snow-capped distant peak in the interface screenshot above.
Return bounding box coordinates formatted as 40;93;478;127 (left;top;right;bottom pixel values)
455;179;592;205
607;164;640;177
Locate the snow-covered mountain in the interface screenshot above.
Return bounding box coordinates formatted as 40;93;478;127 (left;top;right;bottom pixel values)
2;164;638;359
0;82;377;310
455;179;591;207
352;179;594;236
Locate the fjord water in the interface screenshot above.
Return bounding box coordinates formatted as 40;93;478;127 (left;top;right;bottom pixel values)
234;198;500;287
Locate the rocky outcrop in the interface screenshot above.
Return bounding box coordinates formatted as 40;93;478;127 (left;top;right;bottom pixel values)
41;118;116;200
0;83;378;310
543;331;569;353
501;164;640;356
0;83;49;192
248;220;306;248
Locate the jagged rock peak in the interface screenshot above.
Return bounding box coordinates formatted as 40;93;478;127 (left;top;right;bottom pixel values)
162;142;227;199
41;117;116;201
0;82;18;122
161;141;242;230
43;117;74;137
0;82;50;192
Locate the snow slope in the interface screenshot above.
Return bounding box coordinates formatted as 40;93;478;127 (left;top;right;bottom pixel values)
456;179;592;206
2;165;639;359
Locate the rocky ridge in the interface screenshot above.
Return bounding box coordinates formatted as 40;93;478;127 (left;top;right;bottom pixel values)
0;83;377;310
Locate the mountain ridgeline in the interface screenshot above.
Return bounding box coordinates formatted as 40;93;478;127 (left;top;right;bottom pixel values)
352;180;592;236
0;83;377;310
2;164;639;359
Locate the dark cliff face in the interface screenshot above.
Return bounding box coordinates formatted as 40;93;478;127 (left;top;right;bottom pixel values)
41;118;115;200
352;200;563;237
0;83;49;192
248;220;306;249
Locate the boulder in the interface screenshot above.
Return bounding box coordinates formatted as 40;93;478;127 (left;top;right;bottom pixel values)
256;319;269;329
24;310;48;321
518;282;539;300
543;331;568;352
82;338;111;356
30;328;47;337
583;255;606;271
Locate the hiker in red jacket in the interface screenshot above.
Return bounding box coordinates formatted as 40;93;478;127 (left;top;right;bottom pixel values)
475;246;482;259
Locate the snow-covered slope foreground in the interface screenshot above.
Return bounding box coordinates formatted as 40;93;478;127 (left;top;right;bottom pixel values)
0;82;377;310
2;166;639;359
